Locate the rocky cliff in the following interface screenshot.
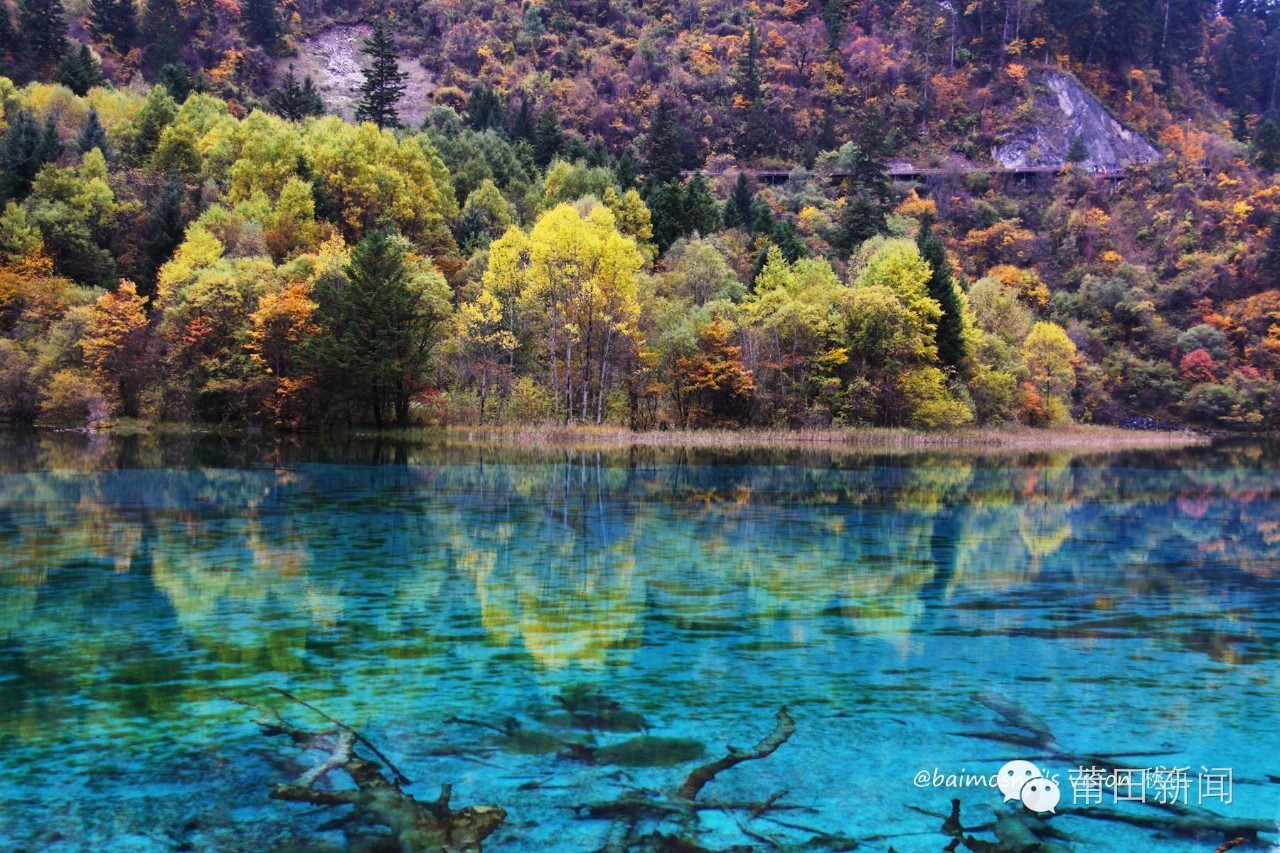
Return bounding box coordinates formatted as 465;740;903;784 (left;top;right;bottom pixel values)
994;69;1159;171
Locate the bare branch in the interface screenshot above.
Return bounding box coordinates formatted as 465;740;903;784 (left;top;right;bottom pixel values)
269;686;412;786
677;707;795;801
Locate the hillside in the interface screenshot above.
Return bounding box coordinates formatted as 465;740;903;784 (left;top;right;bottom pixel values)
0;0;1279;431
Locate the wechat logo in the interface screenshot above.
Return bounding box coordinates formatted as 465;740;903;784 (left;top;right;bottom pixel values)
998;760;1061;814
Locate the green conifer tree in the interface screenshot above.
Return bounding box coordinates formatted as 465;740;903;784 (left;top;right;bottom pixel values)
723;173;755;230
77;107;109;156
18;0;68;74
268;65;325;120
143;0;184;72
2;112;61;202
355;22;408;129
87;0;137;51
139;174;187;292
56;44;105;96
917;215;968;371
1066;133;1089;164
736;24;770;159
533;106;562;168
645;96;684;185
243;0;279;51
1254;119;1280;173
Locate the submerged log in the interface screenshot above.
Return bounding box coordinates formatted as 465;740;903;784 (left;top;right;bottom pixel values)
678;706;796;800
246;694;506;852
1067;806;1272;842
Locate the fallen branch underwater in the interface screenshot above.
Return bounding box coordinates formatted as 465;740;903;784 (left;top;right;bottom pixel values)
243;693;506;852
945;693;1278;850
678;706;796;801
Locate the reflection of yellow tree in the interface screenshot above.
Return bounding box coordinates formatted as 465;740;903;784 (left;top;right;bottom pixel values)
456;523;520;646
1018;500;1071;561
1017;465;1075;566
150;515;312;672
514;538;643;671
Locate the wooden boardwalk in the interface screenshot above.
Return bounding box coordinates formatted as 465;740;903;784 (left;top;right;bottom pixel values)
680;164;1129;184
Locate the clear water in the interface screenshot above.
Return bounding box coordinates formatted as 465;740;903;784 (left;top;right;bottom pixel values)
1;432;1278;851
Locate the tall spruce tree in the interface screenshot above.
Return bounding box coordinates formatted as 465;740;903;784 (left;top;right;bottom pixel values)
87;0;137;51
355;22;408;129
917;215;967;371
268;65;325;120
1066;133;1089;164
682;173;720;237
56;44;105;96
723;173;755;230
736;24;770;159
2;112;62;202
77;107;109;155
465;85;504;132
511;96;535;143
829;194;884;258
139;174;186;292
533;106;562;167
306;228;449;426
1255;119;1280;173
645;96;684;185
156;62;196;101
143;0;184;72
17;0;68;74
243;0;279;51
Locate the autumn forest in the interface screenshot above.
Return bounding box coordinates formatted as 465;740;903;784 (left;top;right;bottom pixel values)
3;0;1280;430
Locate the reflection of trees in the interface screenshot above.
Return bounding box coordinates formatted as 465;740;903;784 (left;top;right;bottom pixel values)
4;434;1280;740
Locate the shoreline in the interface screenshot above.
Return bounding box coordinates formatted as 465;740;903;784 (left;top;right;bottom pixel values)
420;423;1212;452
17;421;1217;454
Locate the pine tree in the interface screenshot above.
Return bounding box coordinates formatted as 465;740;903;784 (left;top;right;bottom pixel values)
917;215;967;371
723;173;755;230
2;112;62;202
736;24;770;159
533;106;562;168
750;196;775;236
586;137;610;169
243;0;279;51
511;96;535;143
87;0;137;52
829;193;884;258
56;44;105;96
0;6;13;77
465;85;504;132
77;107;109;156
134;85;177;161
143;0;184;72
268;65;325;120
1261;210;1280;287
682;173;720;237
614;145;641;189
1066;133;1089;164
355;22;408;129
156;63;196;101
17;0;68;74
306;228;448;426
139;174;186;292
1255;119;1280;173
770;219;807;262
646;96;684;185
644;182;680;251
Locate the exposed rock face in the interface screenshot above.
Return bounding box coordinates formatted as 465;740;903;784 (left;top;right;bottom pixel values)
278;25;435;126
994;69;1159;171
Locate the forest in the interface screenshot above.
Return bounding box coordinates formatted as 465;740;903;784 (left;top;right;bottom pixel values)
2;0;1280;430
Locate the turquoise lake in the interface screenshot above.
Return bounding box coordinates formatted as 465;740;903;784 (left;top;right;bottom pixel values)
1;432;1278;851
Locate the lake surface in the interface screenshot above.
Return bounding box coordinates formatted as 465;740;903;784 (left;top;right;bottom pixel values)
0;432;1277;851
